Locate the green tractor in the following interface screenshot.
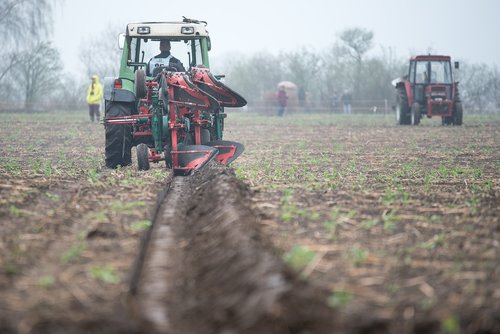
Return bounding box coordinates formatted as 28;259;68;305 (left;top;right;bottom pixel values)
103;18;246;175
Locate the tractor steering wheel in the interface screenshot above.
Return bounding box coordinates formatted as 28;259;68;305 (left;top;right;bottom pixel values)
152;65;180;77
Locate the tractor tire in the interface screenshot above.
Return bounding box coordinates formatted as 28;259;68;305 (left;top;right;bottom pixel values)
136;143;150;171
201;128;211;144
396;88;410;125
442;116;453;126
411;102;421;125
135;69;147;99
105;103;133;168
453;102;463;126
183;133;194;146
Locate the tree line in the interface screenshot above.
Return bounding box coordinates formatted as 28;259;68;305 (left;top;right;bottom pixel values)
0;3;498;113
220;28;500;114
0;0;119;111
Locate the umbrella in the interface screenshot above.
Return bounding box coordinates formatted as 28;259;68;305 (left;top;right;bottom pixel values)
277;81;297;89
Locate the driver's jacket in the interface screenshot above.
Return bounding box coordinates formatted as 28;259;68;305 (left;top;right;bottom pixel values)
147;52;185;75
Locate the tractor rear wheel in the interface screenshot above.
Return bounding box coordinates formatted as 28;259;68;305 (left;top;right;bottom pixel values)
396;88;410;125
105;102;133;168
137;143;150;171
453;102;463;126
411;102;421;125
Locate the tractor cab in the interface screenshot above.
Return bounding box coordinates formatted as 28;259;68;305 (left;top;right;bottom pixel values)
409;56;454;116
119;20;212;82
103;18;247;175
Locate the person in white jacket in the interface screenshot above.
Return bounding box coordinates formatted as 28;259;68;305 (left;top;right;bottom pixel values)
147;39;185;76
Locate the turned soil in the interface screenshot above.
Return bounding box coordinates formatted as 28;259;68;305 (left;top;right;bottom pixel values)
0;112;499;333
131;163;336;334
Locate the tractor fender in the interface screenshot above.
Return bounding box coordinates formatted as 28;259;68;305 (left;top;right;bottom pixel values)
391;77;404;87
103;76;136;103
392;78;413;106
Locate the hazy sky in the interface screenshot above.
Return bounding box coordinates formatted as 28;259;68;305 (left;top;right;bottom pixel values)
53;0;499;74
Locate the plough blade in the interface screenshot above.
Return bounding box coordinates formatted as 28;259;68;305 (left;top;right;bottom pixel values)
165;72;220;111
191;67;247;108
206;140;245;165
173;145;218;176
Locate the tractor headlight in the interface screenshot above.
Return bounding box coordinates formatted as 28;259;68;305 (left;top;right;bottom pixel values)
181;26;194;34
137;26;150;34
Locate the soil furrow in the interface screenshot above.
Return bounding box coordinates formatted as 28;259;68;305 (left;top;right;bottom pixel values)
131;163;338;334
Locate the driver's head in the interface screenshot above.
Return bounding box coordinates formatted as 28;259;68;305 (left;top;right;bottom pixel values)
159;39;171;52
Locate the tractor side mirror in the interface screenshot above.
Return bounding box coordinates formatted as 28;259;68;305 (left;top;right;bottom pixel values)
454;61;459;69
118;33;125;50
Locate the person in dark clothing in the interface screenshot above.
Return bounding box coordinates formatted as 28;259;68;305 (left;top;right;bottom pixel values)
297;86;308;113
147;39;186;76
341;89;352;114
277;86;288;116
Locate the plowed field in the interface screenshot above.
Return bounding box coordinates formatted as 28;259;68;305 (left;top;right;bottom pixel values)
0;112;498;333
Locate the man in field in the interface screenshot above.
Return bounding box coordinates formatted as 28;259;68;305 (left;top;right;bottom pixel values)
148;39;186;76
277;86;288;116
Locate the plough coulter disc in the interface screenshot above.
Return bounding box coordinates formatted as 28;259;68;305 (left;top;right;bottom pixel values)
206;140;245;165
136;143;150;171
174;145;218;176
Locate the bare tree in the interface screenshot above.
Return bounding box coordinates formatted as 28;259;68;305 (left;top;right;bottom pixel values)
282;47;321;95
54;74;87;111
0;0;59;54
224;52;283;103
0;0;61;107
339;28;374;65
0;53;21;82
78;23;123;78
460;62;500;113
11;42;63;110
338;27;374;98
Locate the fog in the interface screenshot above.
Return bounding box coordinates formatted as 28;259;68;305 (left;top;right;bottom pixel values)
54;0;500;74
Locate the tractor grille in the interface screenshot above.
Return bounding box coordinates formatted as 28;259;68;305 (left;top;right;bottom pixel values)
426;85;452;116
429;102;451;116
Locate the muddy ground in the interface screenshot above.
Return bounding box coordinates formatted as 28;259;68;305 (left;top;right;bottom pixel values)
0;112;499;333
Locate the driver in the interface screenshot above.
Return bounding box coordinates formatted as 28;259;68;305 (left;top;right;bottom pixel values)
147;39;186;76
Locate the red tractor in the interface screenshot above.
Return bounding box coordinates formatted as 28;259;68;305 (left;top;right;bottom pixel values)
393;55;463;125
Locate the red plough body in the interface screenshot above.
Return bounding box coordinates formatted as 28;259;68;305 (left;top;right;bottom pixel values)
104;67;246;175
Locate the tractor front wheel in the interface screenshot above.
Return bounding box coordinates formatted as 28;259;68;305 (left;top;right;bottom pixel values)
105;102;133;168
137;143;150;171
442;116;453;126
396;88;410;125
411;103;421;125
